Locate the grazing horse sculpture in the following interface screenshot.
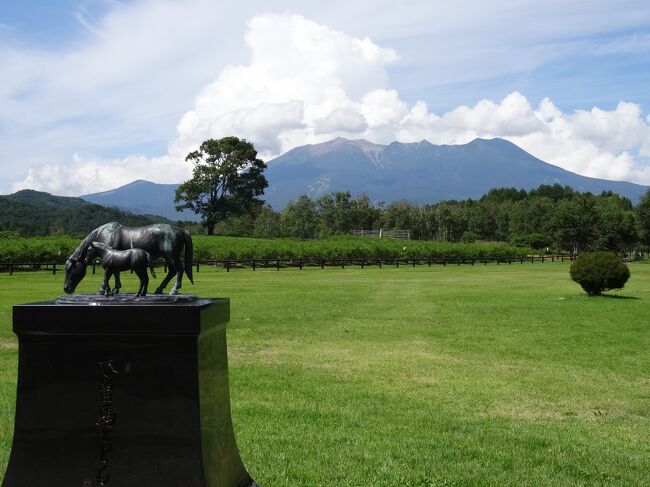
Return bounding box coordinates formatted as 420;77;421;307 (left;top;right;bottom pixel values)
90;242;157;296
64;222;193;295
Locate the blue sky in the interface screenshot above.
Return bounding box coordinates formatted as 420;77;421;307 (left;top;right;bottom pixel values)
2;0;650;195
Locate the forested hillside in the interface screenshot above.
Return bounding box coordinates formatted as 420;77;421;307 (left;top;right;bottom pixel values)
0;190;167;236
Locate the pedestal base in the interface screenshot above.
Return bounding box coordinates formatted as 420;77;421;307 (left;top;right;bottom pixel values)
2;296;257;487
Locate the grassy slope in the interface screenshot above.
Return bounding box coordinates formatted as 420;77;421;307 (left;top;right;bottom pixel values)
0;263;648;485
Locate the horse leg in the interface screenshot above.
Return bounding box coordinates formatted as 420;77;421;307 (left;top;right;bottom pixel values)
154;263;176;294
98;268;109;295
167;257;182;295
113;271;122;295
170;267;184;295
141;271;149;296
102;270;112;296
135;268;148;296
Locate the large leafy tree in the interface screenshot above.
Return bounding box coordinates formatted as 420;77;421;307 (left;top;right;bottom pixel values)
175;137;268;235
636;189;650;245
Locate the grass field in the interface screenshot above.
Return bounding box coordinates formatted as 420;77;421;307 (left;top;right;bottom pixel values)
0;263;649;486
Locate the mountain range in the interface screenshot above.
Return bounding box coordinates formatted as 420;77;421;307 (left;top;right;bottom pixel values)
0;190;169;236
81;180;198;221
79;137;648;215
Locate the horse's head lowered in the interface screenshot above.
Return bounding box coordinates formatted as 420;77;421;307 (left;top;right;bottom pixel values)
63;257;87;294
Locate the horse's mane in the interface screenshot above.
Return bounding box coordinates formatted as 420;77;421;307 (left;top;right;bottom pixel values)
69;222;121;262
69;230;99;261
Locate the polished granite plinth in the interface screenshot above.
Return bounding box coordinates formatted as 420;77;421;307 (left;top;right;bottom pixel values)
2;296;256;487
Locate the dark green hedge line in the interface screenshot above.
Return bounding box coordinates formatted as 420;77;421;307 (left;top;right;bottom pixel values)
0;235;532;263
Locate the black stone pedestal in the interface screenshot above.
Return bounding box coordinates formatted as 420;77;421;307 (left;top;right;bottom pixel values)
2;296;257;487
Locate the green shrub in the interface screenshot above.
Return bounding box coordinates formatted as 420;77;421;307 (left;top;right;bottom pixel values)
461;231;479;244
570;251;630;296
510;233;551;250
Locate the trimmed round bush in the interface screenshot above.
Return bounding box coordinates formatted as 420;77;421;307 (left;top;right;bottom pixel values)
570;251;630;296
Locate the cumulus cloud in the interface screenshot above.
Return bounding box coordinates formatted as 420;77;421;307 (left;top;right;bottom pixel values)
169;13;398;159
14;154;188;196
11;12;650;195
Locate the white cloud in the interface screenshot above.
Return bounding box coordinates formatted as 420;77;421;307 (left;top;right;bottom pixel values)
170;13;398;159
10;10;650;196
13;154;188;196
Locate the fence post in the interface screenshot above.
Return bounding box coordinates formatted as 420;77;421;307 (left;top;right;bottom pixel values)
196;261;200;273
542;255;545;263
531;256;534;264
299;259;303;270
497;258;500;265
52;263;56;275
361;259;365;269
396;259;399;268
471;259;474;266
341;259;345;269
508;258;511;265
379;258;382;269
10;262;13;276
277;259;280;271
226;260;230;272
93;261;97;274
457;257;461;266
427;258;431;267
443;258;446;267
320;258;324;270
252;259;256;272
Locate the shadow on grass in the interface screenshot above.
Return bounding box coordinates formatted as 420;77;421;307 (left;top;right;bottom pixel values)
597;294;639;300
562;293;640;301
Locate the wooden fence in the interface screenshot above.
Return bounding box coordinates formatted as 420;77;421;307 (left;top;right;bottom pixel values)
352;229;411;240
0;254;575;275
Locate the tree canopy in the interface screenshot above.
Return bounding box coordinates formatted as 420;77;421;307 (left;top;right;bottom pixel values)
175;137;268;234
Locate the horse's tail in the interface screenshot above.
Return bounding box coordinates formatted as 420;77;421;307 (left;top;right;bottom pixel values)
147;252;157;279
183;230;194;284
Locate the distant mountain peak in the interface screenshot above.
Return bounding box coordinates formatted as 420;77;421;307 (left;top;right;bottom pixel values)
75;137;649;215
81;179;197;221
263;136;648;208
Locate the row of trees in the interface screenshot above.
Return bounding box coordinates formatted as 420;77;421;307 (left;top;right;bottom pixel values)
202;185;650;253
173;137;650;252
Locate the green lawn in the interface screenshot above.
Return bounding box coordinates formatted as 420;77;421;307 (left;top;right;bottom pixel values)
0;263;649;486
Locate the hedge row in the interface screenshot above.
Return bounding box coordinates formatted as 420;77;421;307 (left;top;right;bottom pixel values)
0;235;532;263
192;236;531;261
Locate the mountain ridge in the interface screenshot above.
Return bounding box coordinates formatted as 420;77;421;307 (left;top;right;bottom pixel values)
262;137;648;207
0;189;170;236
78;137;649;213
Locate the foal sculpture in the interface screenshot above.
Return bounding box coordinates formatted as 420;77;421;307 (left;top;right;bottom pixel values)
90;242;157;296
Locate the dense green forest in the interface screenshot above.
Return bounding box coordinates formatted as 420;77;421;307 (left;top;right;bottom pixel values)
213;184;650;253
0;190;167;236
3;184;650;255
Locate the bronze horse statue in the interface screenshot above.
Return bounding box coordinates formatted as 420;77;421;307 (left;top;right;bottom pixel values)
89;241;157;296
64;222;193;295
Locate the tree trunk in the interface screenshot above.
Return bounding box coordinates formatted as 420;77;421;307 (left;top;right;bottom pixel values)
206;222;215;235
